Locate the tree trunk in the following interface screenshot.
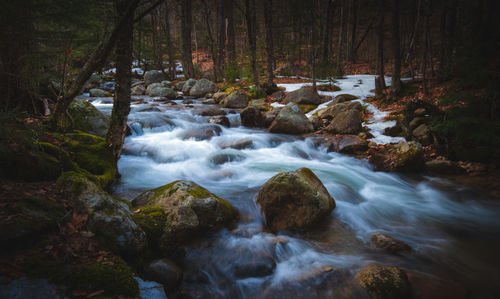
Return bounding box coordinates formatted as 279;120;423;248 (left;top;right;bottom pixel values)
263;0;275;87
311;0;317;91
225;0;236;64
216;0;226;82
337;0;345;67
51;0;140;127
375;0;386;96
106;0;135;174
349;0;358;61
391;0;402;95
163;1;176;80
245;0;259;87
323;0;335;62
201;0;217;81
180;0;195;78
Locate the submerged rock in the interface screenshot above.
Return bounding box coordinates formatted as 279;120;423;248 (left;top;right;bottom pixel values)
208;115;230;127
218;139;253;150
356;264;412;299
268;104;313;134
371;233;412;254
232;247;276;278
57;172;147;255
256;168;335;231
132;180;238;253
283;87;322;105
208;149;247;165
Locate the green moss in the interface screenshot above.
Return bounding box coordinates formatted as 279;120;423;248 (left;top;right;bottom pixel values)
298;104;317;113
132;205;167;246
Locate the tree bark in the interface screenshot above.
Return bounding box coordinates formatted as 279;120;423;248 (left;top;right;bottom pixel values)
245;0;259;87
106;0;135;174
51;0;140;127
201;0;218;81
349;0;358;61
180;0;195;78
225;0;236;64
391;0;402;95
323;0;335;62
163;1;176;80
263;0;275;87
375;0;386;96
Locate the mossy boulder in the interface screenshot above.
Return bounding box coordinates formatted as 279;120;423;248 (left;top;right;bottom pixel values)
325;109;363;135
333;94;359;104
248;98;271;111
283;87;322;105
356;264;412;299
182;78;197;94
89;88;108;97
371;233;412;254
256;168;335;232
57;131;116;188
132;180;238;253
221;90;250;108
0;196;64;246
268;104;313;134
369;141;425;172
189;78;217;98
68;99;110;137
57;171;147;255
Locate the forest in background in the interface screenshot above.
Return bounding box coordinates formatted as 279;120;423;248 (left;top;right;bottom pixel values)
0;0;499;161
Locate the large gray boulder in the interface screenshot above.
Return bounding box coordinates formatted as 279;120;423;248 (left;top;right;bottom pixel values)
89;88;108;97
317;101;362;119
189;78;217;98
68;99;110;137
144;70;165;86
283;87;322;105
221;90;250;108
149;86;177;99
57;172;147;255
268;103;313;134
131;180;238;253
325;109;363;134
182;78;197;94
256;168;335;232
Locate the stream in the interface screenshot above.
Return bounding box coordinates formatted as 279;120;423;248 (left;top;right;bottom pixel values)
89;75;500;298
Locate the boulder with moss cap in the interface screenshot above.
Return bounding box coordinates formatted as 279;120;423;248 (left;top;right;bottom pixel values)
132;180;238;253
256;168;335;232
57;171;147;255
356;264;412;299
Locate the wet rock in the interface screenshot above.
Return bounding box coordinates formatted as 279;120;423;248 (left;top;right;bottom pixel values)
283;87;322;105
57;172;147;255
221;90;250;108
232;248;276;278
333;94;359;104
161;80;172;88
310;115;324;130
241;106;264;128
68;99;110;137
356;264;412;299
132;180;238;253
128;122;144;136
412;123;432;145
208;115;230;127
175;81;185;91
256;167;335;231
180;125;222;141
263;108;282;127
371;233;412;254
325;109;363;135
131;84;146;95
182;78;197;94
248;98;270;111
200;107;226;116
325;135;368;153
208;149;247;165
218;139;253;150
189;78;217;98
149;86;177;99
144;259;183;290
425;158;466;175
212;91;228;103
369;141;424;172
144;70;165;86
202;98;216;104
268;103;313;134
89;88;108;97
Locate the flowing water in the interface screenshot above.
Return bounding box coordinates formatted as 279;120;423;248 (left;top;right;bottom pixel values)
89;75;500;298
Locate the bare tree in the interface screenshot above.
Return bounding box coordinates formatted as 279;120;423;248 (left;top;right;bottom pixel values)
263;0;275;87
391;0;402;94
179;0;195;78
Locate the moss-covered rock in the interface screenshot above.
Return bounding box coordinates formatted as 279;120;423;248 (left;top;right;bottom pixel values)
369;141;425;172
57;131;116;188
0;196;65;246
256;168;335;232
356;264;412;299
132;180;238;253
132;205;167;248
57;171;147;255
68;99;110;137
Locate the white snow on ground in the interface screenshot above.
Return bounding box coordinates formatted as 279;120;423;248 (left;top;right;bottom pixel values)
277;75;406;144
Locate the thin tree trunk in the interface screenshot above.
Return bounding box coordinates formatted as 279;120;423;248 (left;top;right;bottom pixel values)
106;0;135;174
163;1;175;80
323;0;335;62
245;0;259;87
375;0;386;96
226;0;236;64
263;0;275;87
349;0;358;61
201;0;217;81
391;0;402;94
337;0;345;67
51;0;140;127
180;0;195;78
311;0;317;90
216;0;226;81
